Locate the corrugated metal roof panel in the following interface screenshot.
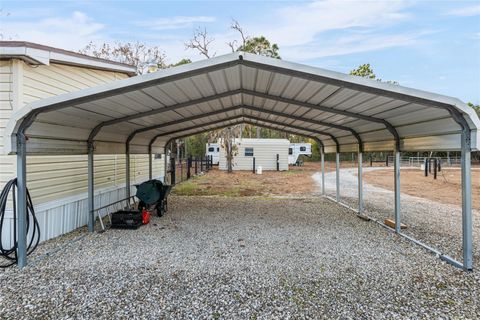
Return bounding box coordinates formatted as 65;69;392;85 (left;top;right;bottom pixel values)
4;51;479;155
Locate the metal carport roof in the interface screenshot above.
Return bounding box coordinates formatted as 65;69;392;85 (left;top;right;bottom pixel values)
5;52;480;155
5;51;479;271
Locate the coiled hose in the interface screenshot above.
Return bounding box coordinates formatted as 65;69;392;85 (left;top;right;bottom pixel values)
0;178;40;267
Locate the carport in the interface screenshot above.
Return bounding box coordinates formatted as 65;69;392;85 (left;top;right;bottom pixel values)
5;52;479;269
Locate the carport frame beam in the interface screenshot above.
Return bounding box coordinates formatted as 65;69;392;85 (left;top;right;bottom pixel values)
87;142;95;232
126;142;131;199
16;133;27;268
335;152;340;202
148;145;153;180
461;130;473;270
321;147;325;196
358;151;363;213
394;150;401;233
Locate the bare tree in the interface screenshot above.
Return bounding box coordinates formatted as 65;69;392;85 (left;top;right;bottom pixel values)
208;127;242;172
185;21;282;172
227;19;247;52
185;27;215;59
80;41;167;74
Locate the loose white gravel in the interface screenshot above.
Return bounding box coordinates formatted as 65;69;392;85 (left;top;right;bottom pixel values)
314;167;480;263
1;195;479;319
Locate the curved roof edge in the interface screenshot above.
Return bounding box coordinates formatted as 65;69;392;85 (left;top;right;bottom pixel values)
4;51;480;154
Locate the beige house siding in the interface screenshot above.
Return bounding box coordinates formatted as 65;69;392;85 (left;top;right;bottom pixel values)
1;59;164;244
13;60;164;204
0;60;17;186
22;63;127;104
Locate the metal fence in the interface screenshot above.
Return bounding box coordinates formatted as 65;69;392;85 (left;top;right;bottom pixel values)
166;155;214;185
386;156;462;167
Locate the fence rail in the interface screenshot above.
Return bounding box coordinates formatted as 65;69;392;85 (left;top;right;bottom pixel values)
385;156;462;167
166;155;213;186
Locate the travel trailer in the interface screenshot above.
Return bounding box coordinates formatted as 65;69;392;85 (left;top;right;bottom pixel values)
205;143;220;165
288;143;312;165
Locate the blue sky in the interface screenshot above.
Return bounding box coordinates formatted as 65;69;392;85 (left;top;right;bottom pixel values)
1;0;479;104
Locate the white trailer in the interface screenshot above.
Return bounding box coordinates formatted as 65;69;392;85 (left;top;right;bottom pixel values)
288;143;312;165
219;139;289;171
206;143;220;165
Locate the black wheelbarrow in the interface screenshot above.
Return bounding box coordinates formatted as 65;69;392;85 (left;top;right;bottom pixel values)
135;179;172;217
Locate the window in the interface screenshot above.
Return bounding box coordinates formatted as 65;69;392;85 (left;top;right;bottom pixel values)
245;147;254;157
288;148;293;155
208;147;215;152
217;147;220;152
300;146;307;152
154;154;162;159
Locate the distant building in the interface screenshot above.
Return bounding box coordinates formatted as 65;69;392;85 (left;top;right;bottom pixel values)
218;138;290;171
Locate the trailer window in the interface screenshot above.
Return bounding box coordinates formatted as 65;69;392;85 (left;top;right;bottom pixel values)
300;146;307;152
288;148;293;155
208;147;215;152
245;147;254;157
217;147;219;152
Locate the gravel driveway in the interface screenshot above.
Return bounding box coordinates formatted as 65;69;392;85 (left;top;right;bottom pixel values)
313;167;480;264
1;196;478;319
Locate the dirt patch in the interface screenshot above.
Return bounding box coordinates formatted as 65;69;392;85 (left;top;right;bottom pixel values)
172;162;328;196
363;168;480;209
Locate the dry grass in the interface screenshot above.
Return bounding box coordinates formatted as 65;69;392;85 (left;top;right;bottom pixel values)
172;163;323;197
173;161;479;210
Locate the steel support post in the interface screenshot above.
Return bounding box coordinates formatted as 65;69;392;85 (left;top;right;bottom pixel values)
16;134;27;268
358;151;364;213
335;152;340;202
461;131;473;270
125;143;131;199
148;145;153;180
164;146;168;183
87;142;95;232
321;148;325;196
394;150;401;233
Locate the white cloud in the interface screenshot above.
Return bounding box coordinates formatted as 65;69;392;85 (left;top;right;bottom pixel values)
249;0;411;47
0;11;106;49
447;5;480;17
0;1;429;64
196;0;421;62
137;16;216;30
279;31;425;61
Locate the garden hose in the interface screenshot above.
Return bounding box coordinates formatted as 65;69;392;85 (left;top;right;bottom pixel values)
0;178;40;268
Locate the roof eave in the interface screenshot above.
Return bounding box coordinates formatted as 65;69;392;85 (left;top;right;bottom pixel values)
0;41;137;75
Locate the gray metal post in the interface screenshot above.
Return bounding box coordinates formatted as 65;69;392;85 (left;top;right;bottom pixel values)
461;131;473;270
126;143;131;198
87;142;95;232
335;152;340;202
16;133;27;267
358;151;363;213
321;148;325;195
148;145;153;180
394;150;401;233
164;146;168;184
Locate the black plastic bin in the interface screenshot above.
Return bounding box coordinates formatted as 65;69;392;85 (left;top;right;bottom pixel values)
111;210;143;229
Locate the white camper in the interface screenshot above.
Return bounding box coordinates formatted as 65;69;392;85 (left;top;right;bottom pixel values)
219;139;289;171
206;143;220;165
288;143;312;165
